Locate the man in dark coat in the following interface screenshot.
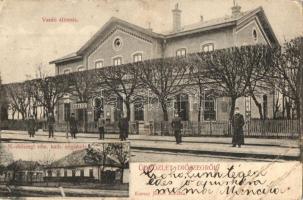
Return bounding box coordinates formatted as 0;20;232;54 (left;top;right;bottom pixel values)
171;113;183;144
118;114;128;141
27;115;36;137
97;113;105;140
69;113;78;139
232;107;245;148
47;113;55;138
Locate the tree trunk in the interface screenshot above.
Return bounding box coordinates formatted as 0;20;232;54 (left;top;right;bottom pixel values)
124;101;131;121
295;98;300;120
251;93;263;119
229;96;237;121
198;94;202;122
161;102;168;121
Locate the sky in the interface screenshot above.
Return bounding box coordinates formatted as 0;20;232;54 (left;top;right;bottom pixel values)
0;0;302;84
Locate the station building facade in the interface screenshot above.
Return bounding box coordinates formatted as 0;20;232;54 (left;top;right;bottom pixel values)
50;4;279;125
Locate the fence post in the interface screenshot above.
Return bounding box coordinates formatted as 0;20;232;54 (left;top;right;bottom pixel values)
210;120;212;136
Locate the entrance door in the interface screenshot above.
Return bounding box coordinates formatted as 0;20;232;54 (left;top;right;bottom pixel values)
175;94;189;121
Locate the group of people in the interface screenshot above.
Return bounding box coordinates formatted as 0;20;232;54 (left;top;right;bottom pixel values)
27;108;245;146
171;107;245;147
27;111;129;141
27;112;78;139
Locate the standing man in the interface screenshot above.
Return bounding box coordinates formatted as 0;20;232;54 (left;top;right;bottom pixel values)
232;107;245;148
97;113;105;140
171;113;183;144
69;113;77;139
27;115;36;138
47;113;55;138
118;114;128;141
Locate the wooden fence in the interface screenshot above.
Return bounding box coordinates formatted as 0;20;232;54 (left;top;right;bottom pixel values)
2;119;300;139
149;119;300;139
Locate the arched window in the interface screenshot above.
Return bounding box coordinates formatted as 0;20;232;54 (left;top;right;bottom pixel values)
95;60;104;68
63;69;71;74
77;66;85;71
133;53;143;62
176;48;186;57
201;43;215;52
113;56;123;66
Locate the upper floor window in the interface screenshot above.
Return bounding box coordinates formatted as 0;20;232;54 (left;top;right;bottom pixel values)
113;37;123;51
95;60;104;69
133;53;142;62
77;66;85;71
201;43;214;52
113;57;122;66
252;28;258;42
63;69;71;74
176;48;186;57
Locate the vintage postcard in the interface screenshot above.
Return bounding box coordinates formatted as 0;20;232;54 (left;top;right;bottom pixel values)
0;0;302;199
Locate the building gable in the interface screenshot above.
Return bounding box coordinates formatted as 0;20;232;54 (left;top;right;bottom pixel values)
235;17;269;46
87;27;157;69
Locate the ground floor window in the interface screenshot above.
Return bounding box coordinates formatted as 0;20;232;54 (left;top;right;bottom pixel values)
80;169;84;177
64;170;67;177
175;94;189;121
72;170;76;177
64;103;70;122
204;95;216;121
134;101;144;121
89;169;94;177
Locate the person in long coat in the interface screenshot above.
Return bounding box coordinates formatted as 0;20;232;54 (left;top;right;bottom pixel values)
69;113;78;139
27;115;36;137
97;113;105;140
232;107;245;148
47;113;55;138
171;113;183;144
118;115;128;141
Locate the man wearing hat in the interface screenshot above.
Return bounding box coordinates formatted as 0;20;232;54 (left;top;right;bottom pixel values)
171;112;183;144
232;107;245;147
69;113;78;139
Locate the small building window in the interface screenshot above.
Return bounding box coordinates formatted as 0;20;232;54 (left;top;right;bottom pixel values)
134;101;144;121
77;66;85;71
252;28;258;41
201;43;215;52
56;170;61;177
80;169;84;177
89;169;94;177
113;57;122;66
64;170;67;177
133;53;142;62
63;69;71;74
72;170;76;177
95;60;104;69
47;170;52;177
203;94;216;121
176;48;186;57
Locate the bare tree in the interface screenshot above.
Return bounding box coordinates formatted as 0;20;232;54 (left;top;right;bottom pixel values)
138;57;190;121
68;69;99;132
271;37;302;119
31;74;69;120
84;143;129;183
96;64;141;121
5;82;31;120
198;45;274;121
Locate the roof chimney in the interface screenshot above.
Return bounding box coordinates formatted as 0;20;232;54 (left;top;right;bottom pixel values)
231;0;241;17
172;3;181;32
200;15;204;22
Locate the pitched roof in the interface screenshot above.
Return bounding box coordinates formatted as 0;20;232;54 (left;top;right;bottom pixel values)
6;160;42;171
48;148;122;168
50;6;278;64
